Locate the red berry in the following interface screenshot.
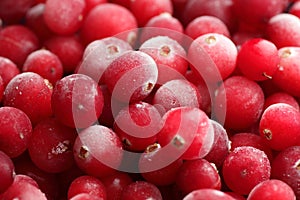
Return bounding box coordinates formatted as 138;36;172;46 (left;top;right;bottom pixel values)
81;3;137;45
121;181;163;200
73;125;123;178
44;0;86;35
69;193;103;200
0;25;39;68
68;175;107;200
259;103;300;150
222;146;271;195
22;49;64;85
247;179;296;200
84;0;107;12
237;38;279;81
104;50;158;102
3;72;53;125
51;74;104;128
0;151;15;194
214;76;265;131
263;92;299;111
0;56;20;87
0;106;32;158
183;189;236;200
28;117;77;173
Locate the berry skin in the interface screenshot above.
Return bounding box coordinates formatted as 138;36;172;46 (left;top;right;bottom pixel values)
104;50;158;103
121;181;163;200
247;179;296;200
214;76;265;131
259;103;300;151
73;125;123;178
263;92;299;111
0;151;15;194
0;56;20;87
51;74;104;129
183;189;236;200
237;38;279;81
222;146;271;195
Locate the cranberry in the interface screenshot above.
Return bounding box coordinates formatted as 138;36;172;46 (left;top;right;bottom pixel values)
51;74;104;129
73;125;123;178
130;0;173;27
183;189;236;200
0;25;39;68
69;193;103;200
237;38;279;81
185;15;230;39
80;3;137;45
0;107;32;158
67;175;107;199
0;76;4;102
84;0;107;12
157;107;214;160
259;103;300;150
44;0;86;35
0;56;20;87
222;146;271;195
3;72;53;125
214;76;265;131
271;146;300;198
121;181;163;200
103;50;158;103
28;117;77;173
139;36;188;85
247;179;296;200
263;92;299;111
176;159;221;195
0;151;15;194
113;102;161;152
22;49;64;85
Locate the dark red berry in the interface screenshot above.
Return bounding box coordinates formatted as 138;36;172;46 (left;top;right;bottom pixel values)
0;151;15;194
121;181;163;200
0;56;20;87
183;189;236;200
263;92;299;111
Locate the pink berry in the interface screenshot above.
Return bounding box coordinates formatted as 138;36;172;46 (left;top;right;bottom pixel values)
73;125;123;178
0;151;15;194
44;0;86;35
121;181;163;200
51;74;104;128
237;38;279;81
103;50;158;102
222;146;271;195
183;189;236;200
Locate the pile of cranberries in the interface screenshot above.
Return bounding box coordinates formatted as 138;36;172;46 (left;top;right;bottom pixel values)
0;0;300;199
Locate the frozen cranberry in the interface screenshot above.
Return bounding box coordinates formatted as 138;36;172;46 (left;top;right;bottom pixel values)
181;0;236;32
77;37;132;84
130;0;173;27
204;120;230;169
0;57;20;87
0;107;32;158
80;3;137;45
140;13;184;43
237;38;279;81
25;3;54;43
188;33;237;82
232;0;286;27
69;193;103;200
51;74;103;128
185;15;230;39
44;0;86;35
152;79;202;114
272;47;300;97
230;132;273;161
263;92;299;111
266;13;300;48
3;72;53;125
259;103;300;150
0;0;35;24
271;146;300;198
104;50;158;103
28;117;77;173
67;175;107;199
248;179;296;200
214;76;265;131
139;36;188;85
0;151;15;194
0;174;47;200
73;125;123;178
22;49;63;85
222;146;271;195
44;35;84;73
85;0;107;12
101;172;133;200
183;189;236;200
157;107;214;160
113;102;161;152
139;144;183;186
232;31;264;47
176;159;221;195
121;181;163;200
0;25;39;68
